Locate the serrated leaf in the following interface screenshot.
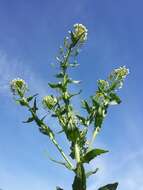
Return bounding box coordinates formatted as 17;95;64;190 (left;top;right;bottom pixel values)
82;149;108;163
98;182;118;190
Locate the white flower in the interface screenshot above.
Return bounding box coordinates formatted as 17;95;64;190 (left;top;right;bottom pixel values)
94;92;107;106
109;66;129;89
10;78;28;96
73;23;88;42
98;80;109;91
42;95;57;110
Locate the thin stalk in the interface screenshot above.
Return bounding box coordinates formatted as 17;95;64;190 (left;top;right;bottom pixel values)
51;136;74;170
26;103;74;170
87;127;100;151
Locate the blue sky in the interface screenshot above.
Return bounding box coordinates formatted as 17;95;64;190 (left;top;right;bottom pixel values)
0;0;143;190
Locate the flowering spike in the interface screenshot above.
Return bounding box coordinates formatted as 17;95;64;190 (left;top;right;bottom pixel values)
10;78;28;97
42;95;57;110
73;23;88;42
108;66;129;90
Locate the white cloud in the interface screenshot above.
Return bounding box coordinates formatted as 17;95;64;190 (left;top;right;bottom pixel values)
88;146;143;190
0;50;48;97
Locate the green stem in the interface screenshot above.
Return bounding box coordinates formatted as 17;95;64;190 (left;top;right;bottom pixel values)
87;127;100;151
75;143;80;163
26;103;74;170
62;47;71;74
72;163;86;190
51;136;74;170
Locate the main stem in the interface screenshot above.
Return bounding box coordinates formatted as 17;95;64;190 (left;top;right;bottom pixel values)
72;163;86;190
72;143;86;190
65;46;87;189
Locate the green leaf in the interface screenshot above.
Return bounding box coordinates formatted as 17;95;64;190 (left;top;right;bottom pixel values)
94;111;104;129
98;182;118;190
18;98;28;106
86;168;99;178
45;150;72;170
32;98;38;113
55;73;64;78
76;115;88;126
70;31;76;44
57;129;64;134
40;114;48;122
48;82;62;89
82;149;108;163
69;90;82;98
109;93;121;105
27;93;38;102
23;117;34;123
82;100;91;114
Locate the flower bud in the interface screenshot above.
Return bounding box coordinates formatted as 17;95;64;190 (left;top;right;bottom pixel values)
109;66;129;90
98;80;109;92
94;92;107;106
10;78;28;97
42;95;57;110
73;23;88;43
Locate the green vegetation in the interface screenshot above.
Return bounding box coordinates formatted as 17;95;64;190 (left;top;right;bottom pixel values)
10;23;129;190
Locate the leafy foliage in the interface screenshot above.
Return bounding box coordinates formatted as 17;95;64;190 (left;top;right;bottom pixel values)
10;23;129;190
81;149;108;163
98;183;118;190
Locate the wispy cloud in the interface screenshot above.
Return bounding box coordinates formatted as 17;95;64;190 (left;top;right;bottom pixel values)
0;50;48;97
88;148;143;190
0;50;142;190
87;122;143;190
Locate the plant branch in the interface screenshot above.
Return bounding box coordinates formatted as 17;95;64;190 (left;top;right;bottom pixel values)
87;127;100;152
26;102;74;170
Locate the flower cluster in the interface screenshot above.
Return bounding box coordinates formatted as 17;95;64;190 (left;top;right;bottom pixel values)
95;66;129;107
98;80;110;92
109;66;129;90
73;23;88;43
10;78;28;96
94;92;108;106
42;95;57;110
